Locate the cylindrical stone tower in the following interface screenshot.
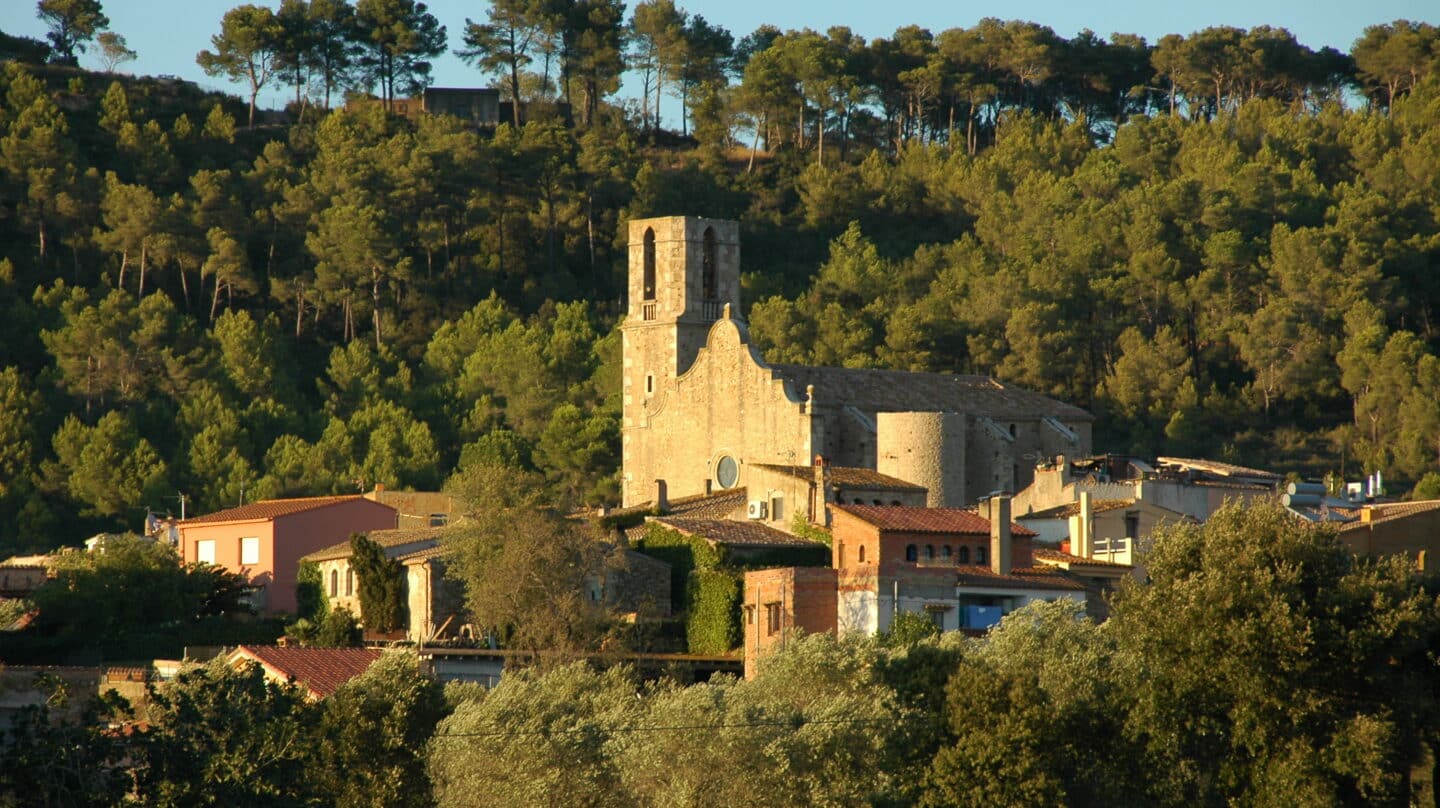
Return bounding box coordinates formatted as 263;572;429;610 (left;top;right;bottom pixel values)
876;411;966;508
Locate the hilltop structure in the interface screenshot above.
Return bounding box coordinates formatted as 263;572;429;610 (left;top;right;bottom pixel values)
619;215;1094;512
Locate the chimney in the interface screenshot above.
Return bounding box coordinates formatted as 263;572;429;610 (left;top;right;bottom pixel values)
1076;491;1093;559
989;495;1012;576
654;479;669;513
814;456;834;504
374;483;385;494
1361;505;1373;525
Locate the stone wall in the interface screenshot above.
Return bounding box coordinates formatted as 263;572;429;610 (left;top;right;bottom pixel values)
877;411;966;508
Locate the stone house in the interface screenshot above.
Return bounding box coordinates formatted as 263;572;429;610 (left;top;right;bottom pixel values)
619;216;1094;512
1335;500;1440;571
176;496;397;615
300;527;462;643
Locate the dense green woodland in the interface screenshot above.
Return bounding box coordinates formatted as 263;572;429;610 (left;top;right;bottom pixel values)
2;10;1440;553
8;507;1440;807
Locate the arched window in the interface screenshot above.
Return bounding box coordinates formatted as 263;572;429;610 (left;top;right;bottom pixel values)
890;500;902;506
858;545;866;563
957;546;970;563
345;568;354;596
330;569;338;596
853;497;864;504
642;228;656;300
905;544;918;562
702;227;717;300
976;546;987;565
925;544;935;560
941;545;952;561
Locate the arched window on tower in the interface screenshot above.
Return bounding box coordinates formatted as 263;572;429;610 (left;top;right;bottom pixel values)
642;228;657;301
702;227;717;300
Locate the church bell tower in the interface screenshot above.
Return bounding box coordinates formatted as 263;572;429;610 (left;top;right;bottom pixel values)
619;216;741;505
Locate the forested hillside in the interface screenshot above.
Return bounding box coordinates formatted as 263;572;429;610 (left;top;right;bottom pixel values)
1;10;1439;553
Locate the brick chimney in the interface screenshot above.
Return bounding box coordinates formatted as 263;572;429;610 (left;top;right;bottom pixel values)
989;495;1012;576
654;479;669;513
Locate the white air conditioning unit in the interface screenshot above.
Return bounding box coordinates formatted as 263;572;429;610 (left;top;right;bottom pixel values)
747;500;768;520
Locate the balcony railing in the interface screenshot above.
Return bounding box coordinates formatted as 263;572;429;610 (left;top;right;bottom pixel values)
702;300;724;320
641;302;657;321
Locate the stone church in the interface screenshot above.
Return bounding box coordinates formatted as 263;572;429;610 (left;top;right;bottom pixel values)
619;215;1094;512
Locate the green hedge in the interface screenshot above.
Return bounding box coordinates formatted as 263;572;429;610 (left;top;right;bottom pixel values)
685;570;741;655
295;561;327;622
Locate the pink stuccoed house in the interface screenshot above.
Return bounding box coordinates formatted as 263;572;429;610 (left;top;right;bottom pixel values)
177;496;397;614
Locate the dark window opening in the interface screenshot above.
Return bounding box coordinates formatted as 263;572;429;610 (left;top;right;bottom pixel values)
958;546;970;563
765;602;781;635
859;545;866;563
1125;513;1140;540
702;227;718;300
642;228;656;300
941;545;952;561
925;544;935;560
905;544;918;562
977;546;988;564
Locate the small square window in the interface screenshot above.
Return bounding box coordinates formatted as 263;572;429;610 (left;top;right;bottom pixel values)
196;540;215;565
765;602;781;636
429;513;449;527
240;537;260;565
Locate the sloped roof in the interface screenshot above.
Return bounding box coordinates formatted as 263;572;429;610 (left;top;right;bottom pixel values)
1157;457;1281;480
302;526;449;563
651;517;824;548
1021;499;1137;520
832;505;1037;537
751;464;926;492
770;363;1092;421
610;489;748;520
228;646;384;699
954;564;1087;591
182;496;392;525
1032;548;1133;570
1336;500;1440;532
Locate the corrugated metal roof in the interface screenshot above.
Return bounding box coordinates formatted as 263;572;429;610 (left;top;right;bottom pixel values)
181;496;392;525
832;505;1037;537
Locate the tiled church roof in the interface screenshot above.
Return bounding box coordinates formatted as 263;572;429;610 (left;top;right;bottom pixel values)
770;364;1093;421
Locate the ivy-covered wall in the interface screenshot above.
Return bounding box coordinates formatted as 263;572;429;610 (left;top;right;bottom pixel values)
634;521;829;655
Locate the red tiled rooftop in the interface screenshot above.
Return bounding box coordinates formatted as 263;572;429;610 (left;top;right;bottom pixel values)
181;495;392;525
832;505;1037;537
229;645;385;698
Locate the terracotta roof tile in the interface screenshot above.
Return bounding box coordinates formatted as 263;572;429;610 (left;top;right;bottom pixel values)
608;489;748;520
750;464;926;492
1336;500;1440;532
770;363;1093;422
182;496;393;525
954;564;1087;591
229;646;385;699
1032;548;1133;569
652;517;825;548
301;526;449;562
832;505;1037;537
1021;499;1136;520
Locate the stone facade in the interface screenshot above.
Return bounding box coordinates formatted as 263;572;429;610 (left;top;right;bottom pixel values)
619;215;1093;511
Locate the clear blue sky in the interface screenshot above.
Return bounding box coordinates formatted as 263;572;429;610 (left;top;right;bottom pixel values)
2;0;1435;114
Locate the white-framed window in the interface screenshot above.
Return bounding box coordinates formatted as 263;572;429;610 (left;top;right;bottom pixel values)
240;537;260;565
196;539;216;565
